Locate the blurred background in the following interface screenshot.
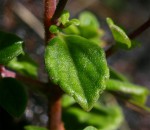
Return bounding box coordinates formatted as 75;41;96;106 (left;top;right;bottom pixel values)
0;0;150;130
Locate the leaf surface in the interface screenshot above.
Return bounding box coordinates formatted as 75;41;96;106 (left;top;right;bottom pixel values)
0;31;24;64
0;78;27;117
45;35;109;111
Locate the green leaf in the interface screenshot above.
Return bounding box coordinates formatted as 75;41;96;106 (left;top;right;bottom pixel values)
79;26;100;39
24;126;47;130
45;35;109;111
65;19;80;27
49;25;60;34
79;11;99;28
78;12;100;41
106;18;131;49
83;126;98;130
106;79;149;104
63;25;80;35
0;31;24;64
0;78;28;117
59;11;80;28
7;54;38;78
63;11;104;46
62;102;123;130
59;10;70;25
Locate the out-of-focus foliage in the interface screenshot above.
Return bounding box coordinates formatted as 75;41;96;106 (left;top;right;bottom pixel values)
7;54;38;78
0;78;27;117
63;11;105;45
0;31;24;64
62;95;123;130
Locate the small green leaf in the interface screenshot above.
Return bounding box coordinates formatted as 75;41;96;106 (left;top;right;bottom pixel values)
59;10;70;25
49;25;60;34
0;78;28;117
65;19;80;27
106;18;131;49
63;25;80;35
63;11;104;46
0;31;24;64
24;126;47;130
7;54;38;78
45;35;109;111
79;11;99;28
78;12;100;40
83;126;98;130
62;102;123;130
106;79;149;104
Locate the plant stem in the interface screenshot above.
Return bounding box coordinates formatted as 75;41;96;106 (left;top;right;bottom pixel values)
44;0;56;42
0;65;48;94
44;0;68;130
111;91;150;115
16;74;48;94
129;17;150;39
51;0;69;22
48;85;64;130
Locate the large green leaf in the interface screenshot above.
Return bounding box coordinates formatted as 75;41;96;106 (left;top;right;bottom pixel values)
0;31;24;64
7;54;38;78
0;78;28;117
106;18;131;49
24;126;47;130
45;35;109;111
62;101;123;130
106;79;149;104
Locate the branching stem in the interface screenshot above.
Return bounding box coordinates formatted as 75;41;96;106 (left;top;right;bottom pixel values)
129;17;150;39
51;0;69;22
0;65;48;94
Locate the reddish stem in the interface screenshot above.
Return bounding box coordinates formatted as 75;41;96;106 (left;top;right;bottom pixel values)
44;0;67;130
44;0;56;42
0;65;48;94
48;85;64;130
